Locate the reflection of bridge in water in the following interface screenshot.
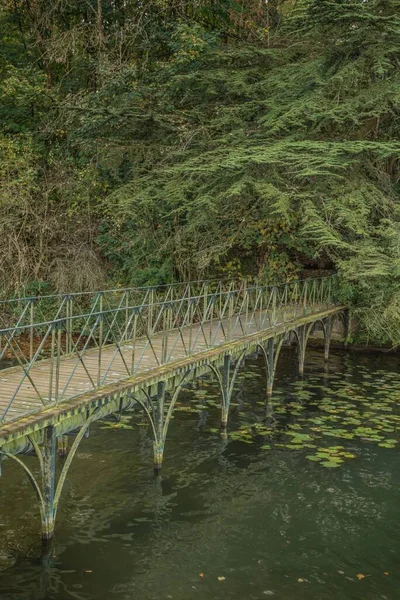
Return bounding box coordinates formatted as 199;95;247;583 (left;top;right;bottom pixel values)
0;276;347;540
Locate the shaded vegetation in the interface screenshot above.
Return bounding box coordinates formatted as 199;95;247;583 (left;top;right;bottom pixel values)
0;0;399;345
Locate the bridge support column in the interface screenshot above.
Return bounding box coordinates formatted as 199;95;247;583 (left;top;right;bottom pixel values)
265;339;275;397
133;374;191;472
153;382;166;472
1;415;94;542
259;336;285;398
210;350;247;430
42;426;57;541
221;355;230;429
295;325;311;377
323;317;334;363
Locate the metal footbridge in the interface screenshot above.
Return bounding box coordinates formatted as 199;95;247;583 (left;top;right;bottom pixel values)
0;276;346;539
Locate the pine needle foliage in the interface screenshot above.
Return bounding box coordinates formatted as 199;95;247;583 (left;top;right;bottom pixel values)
0;0;399;344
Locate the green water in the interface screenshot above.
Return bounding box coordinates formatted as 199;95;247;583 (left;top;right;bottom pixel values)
0;348;399;600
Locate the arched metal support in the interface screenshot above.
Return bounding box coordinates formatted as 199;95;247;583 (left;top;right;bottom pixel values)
132;372;191;471
258;335;285;397
321;316;334;362
0;412;95;541
209;349;247;429
293;324;313;376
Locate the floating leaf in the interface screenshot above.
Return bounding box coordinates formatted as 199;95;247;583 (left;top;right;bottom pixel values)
320;461;341;468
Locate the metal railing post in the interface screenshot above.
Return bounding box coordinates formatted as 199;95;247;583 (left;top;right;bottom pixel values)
161;304;168;364
55;322;62;403
29;299;34;362
272;286;277;326
148;288;154;337
303;280;308;315
131;310;138;374
48;324;56;402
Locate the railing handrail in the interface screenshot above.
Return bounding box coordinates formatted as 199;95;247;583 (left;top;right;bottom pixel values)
0;274;339;424
0;274;336;305
0;277;237;305
0;275;338;334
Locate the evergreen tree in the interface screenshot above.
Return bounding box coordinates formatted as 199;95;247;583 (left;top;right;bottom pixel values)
0;0;399;344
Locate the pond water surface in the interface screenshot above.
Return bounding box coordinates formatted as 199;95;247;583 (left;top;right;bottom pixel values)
0;348;399;600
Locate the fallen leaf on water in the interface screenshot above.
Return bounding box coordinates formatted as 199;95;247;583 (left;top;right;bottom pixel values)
384;572;389;576
297;578;304;583
217;576;226;581
356;574;365;580
199;573;204;578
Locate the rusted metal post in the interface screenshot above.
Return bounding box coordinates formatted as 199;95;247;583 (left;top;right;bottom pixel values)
48;325;56;402
147;288;154;337
188;298;194;353
272;286;277;326
221;354;231;428
55;323;62;402
266;338;275;397
153;382;165;471
66;296;73;354
296;325;308;376
42;426;56;541
209;295;214;346
130;310;138;374
97;293;103;385
125;291;129;342
29;299;34;362
161;305;168;364
324;317;333;362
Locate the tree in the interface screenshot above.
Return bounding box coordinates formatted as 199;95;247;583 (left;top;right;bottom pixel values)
0;0;399;344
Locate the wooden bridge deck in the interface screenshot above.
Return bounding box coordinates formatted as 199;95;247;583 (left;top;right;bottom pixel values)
0;305;337;424
0;310;270;421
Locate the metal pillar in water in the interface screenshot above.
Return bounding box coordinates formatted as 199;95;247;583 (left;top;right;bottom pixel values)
42;426;57;540
295;325;312;377
221;355;230;428
265;338;276;397
153;381;166;472
209;350;247;429
133;374;190;472
1;417;93;542
258;335;285;398
323;317;334;363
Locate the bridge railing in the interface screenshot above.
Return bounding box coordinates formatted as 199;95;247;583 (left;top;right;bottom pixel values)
0;275;338;422
0;278;238;361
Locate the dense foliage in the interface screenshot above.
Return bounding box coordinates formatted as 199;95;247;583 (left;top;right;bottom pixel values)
0;0;399;345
